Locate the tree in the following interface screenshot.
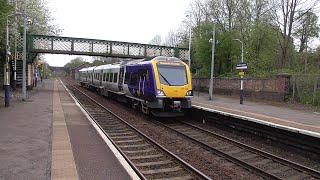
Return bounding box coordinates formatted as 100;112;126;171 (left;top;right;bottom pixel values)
64;57;86;68
149;34;162;45
15;0;61;35
293;11;320;53
193;23;213;77
271;0;319;68
0;0;12;59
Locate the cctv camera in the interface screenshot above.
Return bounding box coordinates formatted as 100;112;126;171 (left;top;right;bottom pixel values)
27;18;32;24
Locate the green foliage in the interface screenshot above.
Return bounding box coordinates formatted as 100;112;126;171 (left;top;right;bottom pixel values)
64;57;86;68
246;23;280;74
215;30;238;75
0;0;12;60
194;23;212;77
293;11;320;53
91;60;108;66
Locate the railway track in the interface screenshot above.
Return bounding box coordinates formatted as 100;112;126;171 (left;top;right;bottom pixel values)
63;80;210;180
156;120;320;180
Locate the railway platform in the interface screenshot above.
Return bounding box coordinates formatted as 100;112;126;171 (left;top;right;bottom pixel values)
0;79;138;180
1;79;319;179
192;92;320;136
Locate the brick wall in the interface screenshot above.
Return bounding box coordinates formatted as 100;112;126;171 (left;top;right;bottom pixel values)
192;75;290;101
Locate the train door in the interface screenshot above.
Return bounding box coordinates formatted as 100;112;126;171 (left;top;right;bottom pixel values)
118;67;124;92
137;67;152;101
99;69;102;86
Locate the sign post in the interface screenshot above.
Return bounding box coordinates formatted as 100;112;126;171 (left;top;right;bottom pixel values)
236;63;247;104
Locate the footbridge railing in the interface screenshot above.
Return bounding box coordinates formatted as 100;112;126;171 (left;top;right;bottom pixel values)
27;34;189;61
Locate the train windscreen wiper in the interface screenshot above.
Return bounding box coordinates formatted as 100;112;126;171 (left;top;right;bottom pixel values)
159;73;171;86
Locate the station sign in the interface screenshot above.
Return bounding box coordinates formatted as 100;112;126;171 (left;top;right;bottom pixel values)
236;63;248;70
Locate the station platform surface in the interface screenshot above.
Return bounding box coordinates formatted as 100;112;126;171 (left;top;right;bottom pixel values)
0;79;137;180
192;92;320;137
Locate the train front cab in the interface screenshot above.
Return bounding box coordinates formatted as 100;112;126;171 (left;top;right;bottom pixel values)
149;58;193;117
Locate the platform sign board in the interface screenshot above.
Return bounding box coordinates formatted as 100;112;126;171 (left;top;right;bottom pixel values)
236;63;248;70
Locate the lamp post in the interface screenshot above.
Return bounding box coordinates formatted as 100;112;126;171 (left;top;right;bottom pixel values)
209;20;216;100
186;14;192;69
233;39;244;104
5;16;11;107
13;0;18;90
22;0;27;101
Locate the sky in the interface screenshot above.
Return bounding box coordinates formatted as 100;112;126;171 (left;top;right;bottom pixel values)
45;0;192;67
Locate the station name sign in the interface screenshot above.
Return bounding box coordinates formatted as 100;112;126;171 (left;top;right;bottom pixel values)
236;63;248;70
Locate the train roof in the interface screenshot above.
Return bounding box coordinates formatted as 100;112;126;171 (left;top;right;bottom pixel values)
78;56;182;71
94;64;120;70
123;56;182;66
79;68;87;72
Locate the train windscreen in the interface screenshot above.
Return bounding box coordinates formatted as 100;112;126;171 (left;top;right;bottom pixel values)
157;62;187;86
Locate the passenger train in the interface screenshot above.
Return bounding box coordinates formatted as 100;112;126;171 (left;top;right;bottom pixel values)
79;56;193;117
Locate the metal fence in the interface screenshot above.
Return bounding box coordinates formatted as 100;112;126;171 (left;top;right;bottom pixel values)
291;75;320;106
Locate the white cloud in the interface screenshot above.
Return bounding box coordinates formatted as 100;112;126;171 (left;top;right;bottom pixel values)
45;0;192;66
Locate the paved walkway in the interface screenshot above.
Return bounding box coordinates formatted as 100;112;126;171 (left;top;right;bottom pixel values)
0;80;136;180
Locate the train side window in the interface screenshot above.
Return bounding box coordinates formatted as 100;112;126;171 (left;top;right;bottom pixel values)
114;73;118;83
106;73;109;82
138;69;149;80
103;73;106;81
109;73;113;82
124;72;130;84
130;72;138;86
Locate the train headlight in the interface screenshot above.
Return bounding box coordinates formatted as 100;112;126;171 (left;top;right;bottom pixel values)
157;90;166;97
186;90;193;96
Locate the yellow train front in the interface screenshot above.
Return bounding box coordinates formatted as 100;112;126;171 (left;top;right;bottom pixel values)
128;56;193;117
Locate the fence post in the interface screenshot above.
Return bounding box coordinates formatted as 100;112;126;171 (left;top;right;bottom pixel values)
313;76;318;105
198;78;201;97
292;75;296;100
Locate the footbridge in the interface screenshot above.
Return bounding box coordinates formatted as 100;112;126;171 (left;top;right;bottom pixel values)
26;34;189;62
5;34;189;104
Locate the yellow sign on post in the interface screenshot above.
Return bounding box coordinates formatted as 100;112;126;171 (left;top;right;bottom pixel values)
239;71;245;76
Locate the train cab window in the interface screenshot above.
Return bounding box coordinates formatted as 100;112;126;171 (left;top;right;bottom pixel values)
109;73;113;82
114;73;118;83
124;72;130;84
130;72;138;86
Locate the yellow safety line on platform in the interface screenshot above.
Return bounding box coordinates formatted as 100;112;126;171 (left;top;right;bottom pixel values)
51;81;79;180
193;101;320;132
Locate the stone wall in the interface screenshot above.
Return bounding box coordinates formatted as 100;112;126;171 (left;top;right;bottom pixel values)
192;75;290;101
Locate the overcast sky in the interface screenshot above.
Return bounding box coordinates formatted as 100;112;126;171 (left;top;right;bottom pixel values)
45;0;192;66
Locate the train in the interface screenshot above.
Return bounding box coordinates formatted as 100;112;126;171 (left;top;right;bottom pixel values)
78;56;193;117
